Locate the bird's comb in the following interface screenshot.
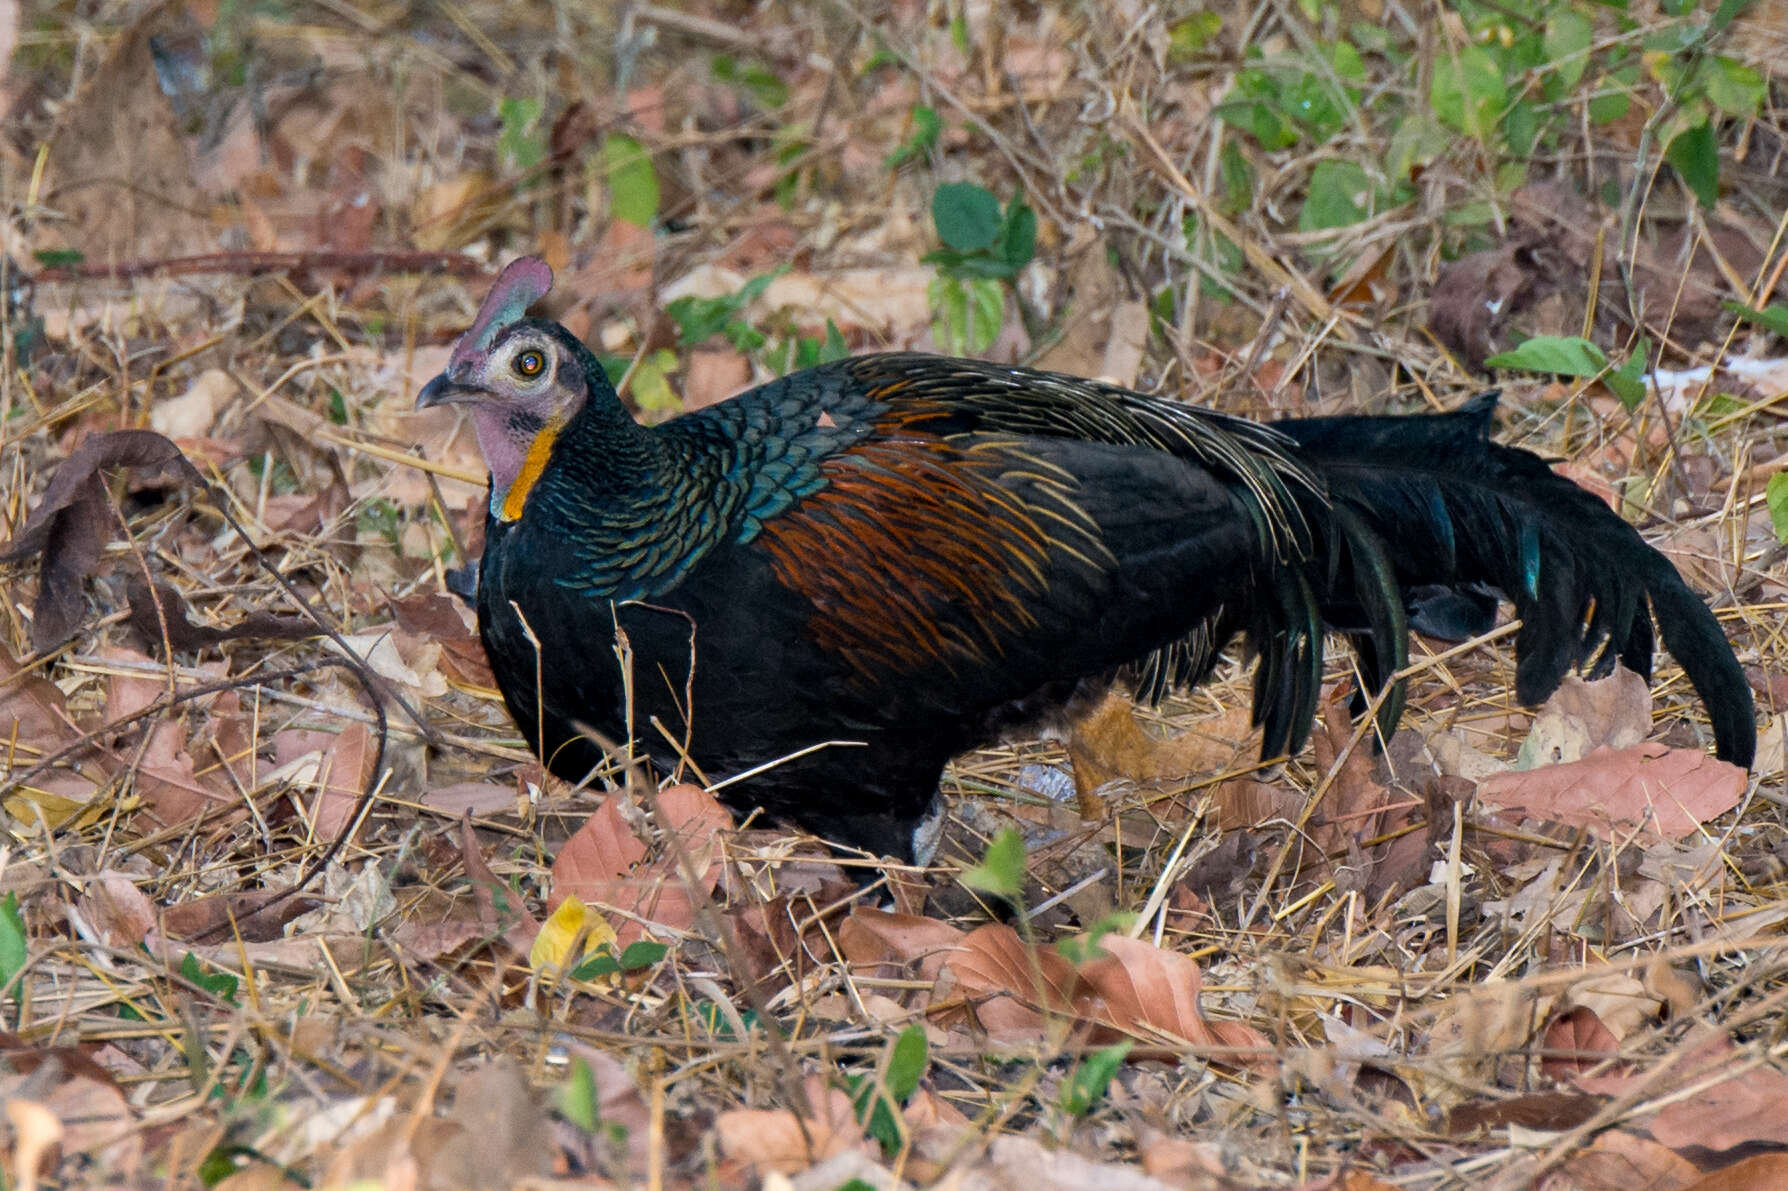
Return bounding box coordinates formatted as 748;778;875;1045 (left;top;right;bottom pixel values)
452;257;554;368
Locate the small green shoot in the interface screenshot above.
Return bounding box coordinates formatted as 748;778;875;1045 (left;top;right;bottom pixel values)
886;105;941;169
1055;912;1134;965
1767;474;1788;544
1059;1040;1132;1118
558;1056;600;1131
666;268;789;352
960;828;1026;902
924;183;1035;353
0;893;24;999
849;1025;929;1154
570;940;669;982
181;952;240;1005
1724;302;1788;338
1485;334;1651;409
712;54;788;110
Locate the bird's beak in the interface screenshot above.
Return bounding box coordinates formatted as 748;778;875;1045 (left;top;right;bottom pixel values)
416;370;480;409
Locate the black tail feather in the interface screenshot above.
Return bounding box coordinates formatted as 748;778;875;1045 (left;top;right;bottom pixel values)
1273;392;1754;767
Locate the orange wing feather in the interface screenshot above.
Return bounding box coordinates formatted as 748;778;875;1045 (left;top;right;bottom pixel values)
756;420;1102;684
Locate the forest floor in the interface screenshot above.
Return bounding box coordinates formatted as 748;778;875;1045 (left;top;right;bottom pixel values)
2;0;1788;1187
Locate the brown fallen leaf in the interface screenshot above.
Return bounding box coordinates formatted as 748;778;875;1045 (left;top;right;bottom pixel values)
1;430;202;651
714;1073;869;1178
309;722;377;843
461;815;538;944
548;787;730;947
157;887;320;944
78;873;156;949
1517;669;1654;768
427;1060;552;1190
1076;933;1269;1063
1673;1154;1788;1191
557;1044;654;1177
835;907;965;986
1547;1129;1699;1191
135;720;233;827
1447;1090;1608;1135
549;797;648;908
1645;1058;1788;1153
0;645;81;748
683;347;753;410
935;922;1078;1039
652;783;735;872
419;782;515;817
1476;743;1747;843
390;592;495;689
1541;1007;1624;1082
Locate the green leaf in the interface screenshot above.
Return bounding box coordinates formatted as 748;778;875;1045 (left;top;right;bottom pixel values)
1218;140;1254;209
0;893;24;995
1767;473;1788;543
1483;335;1609;376
1055;912;1135;965
848;1073;904;1153
557;1057;599;1131
885;105;942;168
498;96;545;173
1711;0;1752;32
997;197;1037;273
1704;57;1765;117
180;952;239;1005
886;1026;929;1101
711;55;788;109
1430;42;1506;141
619;940;669;970
1724;301;1788;337
1328;39;1365;82
960;828;1026;900
1603;334;1651;410
1060;1041;1132;1117
1167;11;1221;58
1503;99;1539;159
928;276;1002;355
601;134;660;227
1543;10;1593;92
627;349;682;414
1299;160;1372;233
1215;98;1297;150
31;248;83;268
1588;69;1636;124
932;182;1003;252
1665;119;1719;207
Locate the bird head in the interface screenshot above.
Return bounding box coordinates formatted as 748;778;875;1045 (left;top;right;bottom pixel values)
417;257;598;520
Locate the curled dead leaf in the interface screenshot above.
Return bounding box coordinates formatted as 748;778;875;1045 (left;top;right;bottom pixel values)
126;575;314;654
1;430;202;651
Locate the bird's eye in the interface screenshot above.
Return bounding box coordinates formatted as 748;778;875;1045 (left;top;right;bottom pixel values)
513;349;546;379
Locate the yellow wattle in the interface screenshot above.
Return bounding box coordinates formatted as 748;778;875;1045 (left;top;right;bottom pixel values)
499;419;562;522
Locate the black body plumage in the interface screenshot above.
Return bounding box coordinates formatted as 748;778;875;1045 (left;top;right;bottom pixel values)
425;260;1755;861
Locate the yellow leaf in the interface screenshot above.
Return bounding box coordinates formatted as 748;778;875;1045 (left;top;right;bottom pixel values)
530;895;617;975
